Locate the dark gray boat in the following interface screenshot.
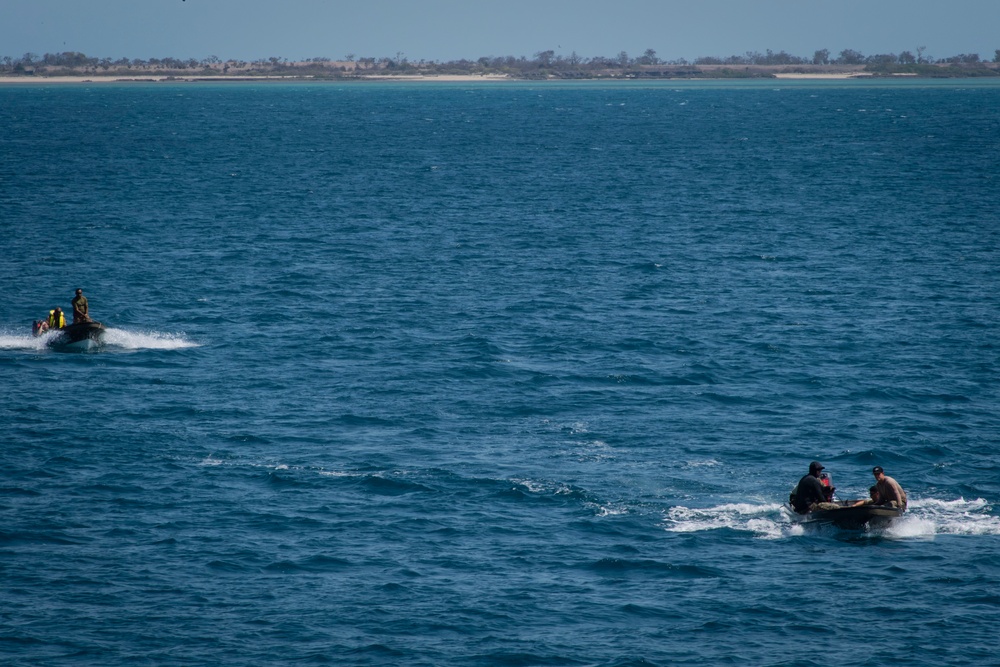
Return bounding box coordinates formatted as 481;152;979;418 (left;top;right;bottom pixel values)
48;321;107;350
786;500;904;529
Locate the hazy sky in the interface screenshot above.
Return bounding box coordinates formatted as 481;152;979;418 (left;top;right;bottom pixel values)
3;0;998;63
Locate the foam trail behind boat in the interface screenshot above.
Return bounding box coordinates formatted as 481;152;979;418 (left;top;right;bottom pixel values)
100;328;199;350
663;497;1000;539
0;327;198;352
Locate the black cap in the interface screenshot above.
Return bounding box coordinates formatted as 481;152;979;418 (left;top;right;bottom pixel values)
809;461;824;472
872;466;884;475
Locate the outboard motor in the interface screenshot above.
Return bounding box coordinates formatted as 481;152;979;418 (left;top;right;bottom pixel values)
820;472;836;501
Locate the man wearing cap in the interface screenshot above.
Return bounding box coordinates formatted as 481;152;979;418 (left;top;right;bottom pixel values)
790;461;840;514
872;466;907;509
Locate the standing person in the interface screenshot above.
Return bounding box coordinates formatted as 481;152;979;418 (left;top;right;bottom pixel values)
71;288;90;323
872;466;907;509
790;461;839;514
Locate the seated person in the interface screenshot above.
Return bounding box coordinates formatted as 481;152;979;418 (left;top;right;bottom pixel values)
47;307;65;329
872;466;907;509
852;486;881;507
790;461;840;513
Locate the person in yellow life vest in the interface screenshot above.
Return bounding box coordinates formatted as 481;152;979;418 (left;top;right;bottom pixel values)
48;307;65;329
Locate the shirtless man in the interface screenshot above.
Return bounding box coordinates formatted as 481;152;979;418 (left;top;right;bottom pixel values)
872;466;907;509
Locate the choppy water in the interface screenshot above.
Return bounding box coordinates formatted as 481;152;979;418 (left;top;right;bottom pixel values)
2;79;999;666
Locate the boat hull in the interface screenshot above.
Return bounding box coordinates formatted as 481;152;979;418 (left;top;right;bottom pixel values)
786;501;903;529
48;321;107;350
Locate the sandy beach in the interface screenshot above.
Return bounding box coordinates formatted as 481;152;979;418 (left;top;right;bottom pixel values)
772;72;876;79
359;74;512;81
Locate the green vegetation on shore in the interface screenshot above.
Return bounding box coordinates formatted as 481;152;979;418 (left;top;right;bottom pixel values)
4;47;1000;79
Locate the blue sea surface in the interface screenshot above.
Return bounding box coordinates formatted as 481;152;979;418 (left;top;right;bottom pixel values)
2;79;999;666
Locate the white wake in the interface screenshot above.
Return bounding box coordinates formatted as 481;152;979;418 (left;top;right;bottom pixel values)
0;327;198;352
663;497;999;540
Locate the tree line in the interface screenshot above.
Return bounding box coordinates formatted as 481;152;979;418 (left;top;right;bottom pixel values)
4;47;1000;78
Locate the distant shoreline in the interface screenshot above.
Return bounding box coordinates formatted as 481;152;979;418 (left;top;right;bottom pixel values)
6;49;999;84
0;72;914;85
2;65;995;85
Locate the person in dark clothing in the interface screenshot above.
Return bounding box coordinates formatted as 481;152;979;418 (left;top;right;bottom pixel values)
790;461;839;514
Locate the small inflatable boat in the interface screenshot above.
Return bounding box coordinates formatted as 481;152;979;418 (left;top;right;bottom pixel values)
45;321;107;351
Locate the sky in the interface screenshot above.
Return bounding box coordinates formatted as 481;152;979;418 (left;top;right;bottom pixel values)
3;0;998;64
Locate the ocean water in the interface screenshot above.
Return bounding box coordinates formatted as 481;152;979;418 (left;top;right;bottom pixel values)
2;79;999;666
